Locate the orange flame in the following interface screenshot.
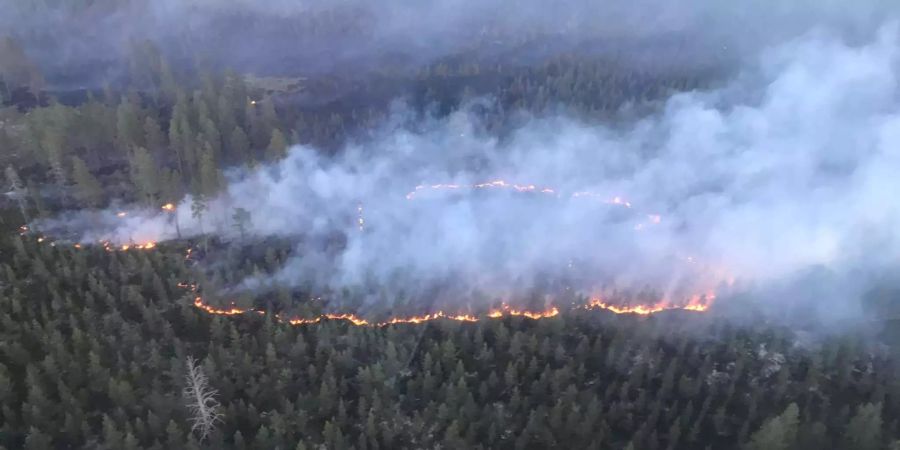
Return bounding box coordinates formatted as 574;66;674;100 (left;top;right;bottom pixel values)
488;304;560;319
189;294;593;328
193;297;246;315
585;294;713;315
406;180;638;211
161;203;176;211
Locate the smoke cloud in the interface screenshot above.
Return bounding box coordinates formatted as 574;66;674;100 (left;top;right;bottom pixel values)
3;0;897;87
38;23;900;321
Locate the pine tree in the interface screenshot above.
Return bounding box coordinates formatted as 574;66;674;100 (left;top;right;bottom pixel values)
129;147;161;205
144;116;166;154
70;156;103;207
746;403;799;450
232;207;251;239
5;165;30;222
228;126;251;164
842;403;882;450
183;356;222;442
266;129;288;161
116;96;144;149
197;146;221;197
191;194;209;250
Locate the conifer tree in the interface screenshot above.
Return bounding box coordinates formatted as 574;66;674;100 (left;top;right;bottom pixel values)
842;403;883;450
266;129;288;161
129;147;161;205
70;156;103;207
747;403;799;450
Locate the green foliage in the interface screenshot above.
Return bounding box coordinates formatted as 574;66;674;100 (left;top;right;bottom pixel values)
2;29;898;450
0;235;897;449
232;208;251;239
70;156;103;207
842;403;883;450
1;35;714;208
117;95;144;150
129;147;161;205
747;403;799;450
266;129;288;161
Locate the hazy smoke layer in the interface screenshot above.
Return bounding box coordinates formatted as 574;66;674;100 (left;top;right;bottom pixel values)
3;0;897;85
38;25;900;314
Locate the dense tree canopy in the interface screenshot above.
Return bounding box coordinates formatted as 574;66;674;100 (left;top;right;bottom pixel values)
1;24;899;450
0;233;898;449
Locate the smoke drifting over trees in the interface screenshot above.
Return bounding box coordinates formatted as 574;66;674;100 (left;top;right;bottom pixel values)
2;0;896;88
35;23;900;324
5;2;900;449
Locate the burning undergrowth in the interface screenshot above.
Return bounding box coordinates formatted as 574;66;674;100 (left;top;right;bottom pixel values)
186;216;719;321
32;25;900;328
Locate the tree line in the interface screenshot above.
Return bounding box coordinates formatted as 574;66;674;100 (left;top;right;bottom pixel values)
0;234;897;449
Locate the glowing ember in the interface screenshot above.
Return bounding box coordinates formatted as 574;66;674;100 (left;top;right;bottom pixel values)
32;235;160;253
407;180;559;199
177;282;198;291
161;203;176;211
406;180;634;209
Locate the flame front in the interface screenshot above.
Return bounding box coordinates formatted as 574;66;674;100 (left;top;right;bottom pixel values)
26;232;720;324
25;177;720;325
188;291;706;328
193;297;246;315
585;293;713;315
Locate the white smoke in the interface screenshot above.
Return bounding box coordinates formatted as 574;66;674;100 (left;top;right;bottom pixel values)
6;0;897;87
39;24;900;317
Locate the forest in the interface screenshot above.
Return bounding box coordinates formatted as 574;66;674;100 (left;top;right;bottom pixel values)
2;1;900;449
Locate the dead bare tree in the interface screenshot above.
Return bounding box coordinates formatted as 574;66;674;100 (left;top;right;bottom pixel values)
183;356;222;442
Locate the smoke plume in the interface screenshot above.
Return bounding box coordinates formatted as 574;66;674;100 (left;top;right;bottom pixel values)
37;23;900;321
